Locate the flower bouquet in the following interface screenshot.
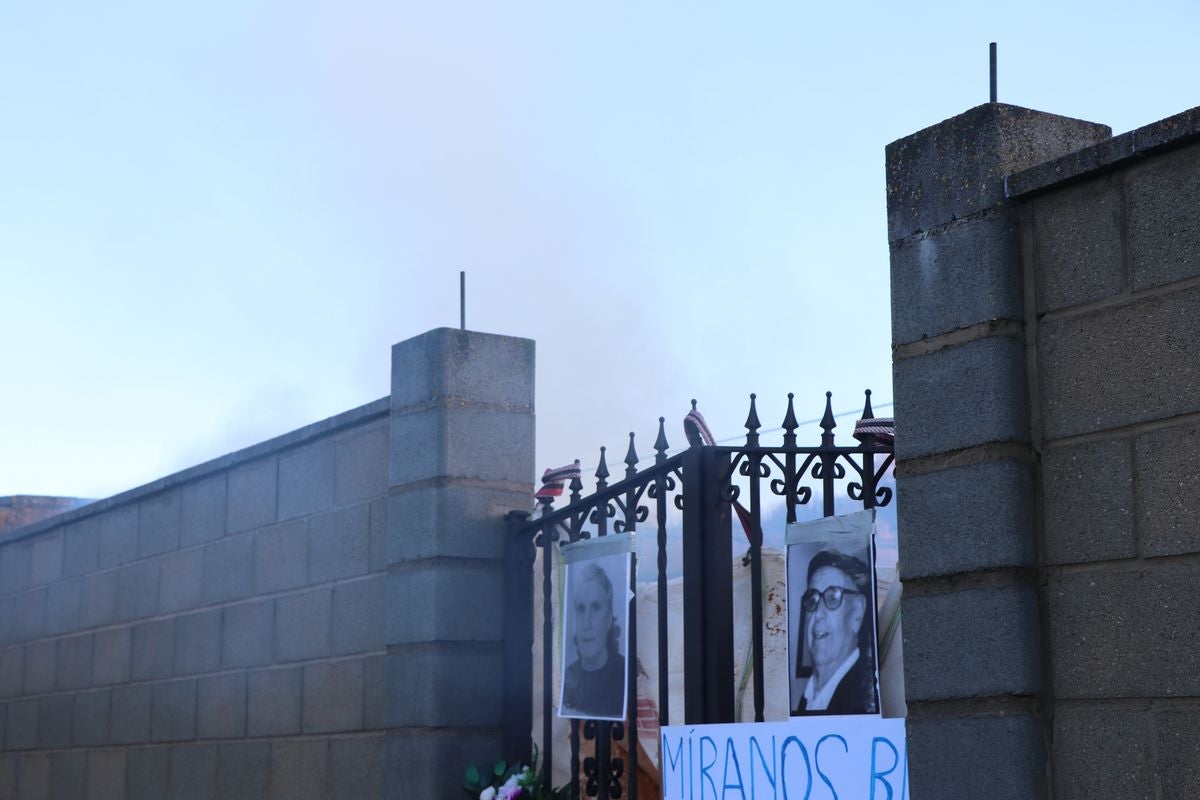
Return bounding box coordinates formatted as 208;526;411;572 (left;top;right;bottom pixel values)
462;746;572;800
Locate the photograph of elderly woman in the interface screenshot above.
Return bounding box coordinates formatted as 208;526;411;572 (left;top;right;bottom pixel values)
557;551;630;721
787;512;880;717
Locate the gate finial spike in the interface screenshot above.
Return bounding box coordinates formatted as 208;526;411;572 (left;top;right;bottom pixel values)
568;459;583;504
595;446;609;489
625;432;638;479
782;392;798;448
820;391;836;441
862;388;874;419
654;416;669;463
744;393;761;447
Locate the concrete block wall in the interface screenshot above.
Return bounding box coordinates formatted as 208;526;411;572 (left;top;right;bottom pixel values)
887;103;1111;800
890;102;1200;797
0;327;536;798
1009;113;1200;800
0;399;390;799
384;328;536;797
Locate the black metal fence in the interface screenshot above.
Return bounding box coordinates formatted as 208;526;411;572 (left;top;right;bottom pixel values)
504;391;895;799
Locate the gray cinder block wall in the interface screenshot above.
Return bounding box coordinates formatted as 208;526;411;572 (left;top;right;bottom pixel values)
385;329;535;797
0;327;535;799
889;103;1200;798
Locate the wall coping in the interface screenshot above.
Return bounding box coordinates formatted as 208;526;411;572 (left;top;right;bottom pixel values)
1006;105;1200;198
2;395;390;543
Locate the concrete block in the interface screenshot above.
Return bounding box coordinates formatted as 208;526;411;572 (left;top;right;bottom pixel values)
902;584;1041;701
1156;709;1200;799
391;328;536;410
72;689;111;747
138;490;181;558
1038;285;1200;439
386;643;503;727
387;562;503;644
385;732;493;798
92;625;131;685
115;559;159;622
12;589;47;643
131;618;174;681
197;672;246;739
202;534;253;605
45;577;82;636
56;634;94;690
97;505;139;569
49;751;86;800
0;541;32;595
269;739;326;800
885;103;1110;240
126;746;169;800
1042;437;1135;564
158;547;203;614
390;405;536;486
1052;705;1153;799
252;520;308;594
63;519;100;578
167;744;217;800
308;504;370;584
891;211;1021;345
336;421;389;507
1127;142;1200;291
369;497;387;572
181;474;227;547
893;336;1028;460
278;439;336;521
333;575;385;655
110;684;152;744
221;600;273;669
274;588;331;662
79;571;117;629
0;647;22;698
331;736;384;798
86;749;127;800
906;714;1044;800
1050;565;1200;698
388;484;529;562
1032;174;1124;311
174;609;222;676
1136;421;1200;557
246;667;301;737
36;693;73;748
227;458;277;534
364;653;385;729
150;679;196;742
6;699;37;750
29;533;63;586
0;755;12;799
896;460;1035;579
215;741;271;800
302;658;363;733
24;640;56;694
16;752;48;800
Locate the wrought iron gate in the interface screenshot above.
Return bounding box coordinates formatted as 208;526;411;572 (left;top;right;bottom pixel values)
503;391;895;799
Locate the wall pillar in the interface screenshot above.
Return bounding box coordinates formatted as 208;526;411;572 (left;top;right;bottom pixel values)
886;104;1109;799
384;328;535;797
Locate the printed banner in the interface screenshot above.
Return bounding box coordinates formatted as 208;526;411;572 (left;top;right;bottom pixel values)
661;718;908;799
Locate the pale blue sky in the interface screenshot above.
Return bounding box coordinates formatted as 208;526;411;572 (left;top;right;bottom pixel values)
3;1;1197;499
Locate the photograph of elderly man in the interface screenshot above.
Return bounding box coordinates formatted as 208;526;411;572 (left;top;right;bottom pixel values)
558;554;629;720
792;549;879;715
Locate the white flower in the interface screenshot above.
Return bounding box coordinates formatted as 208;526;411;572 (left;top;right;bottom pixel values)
480;787;496;800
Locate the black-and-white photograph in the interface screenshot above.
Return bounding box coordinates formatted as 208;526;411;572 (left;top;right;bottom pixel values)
557;542;631;721
786;510;880;717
